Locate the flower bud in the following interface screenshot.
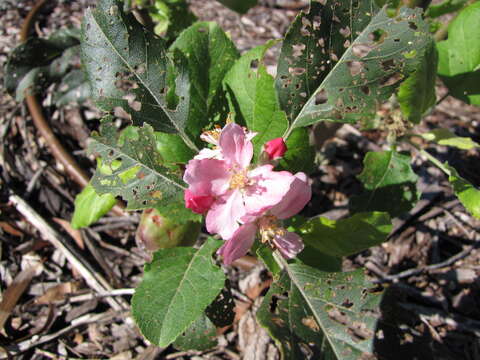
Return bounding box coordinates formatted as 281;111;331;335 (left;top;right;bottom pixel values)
184;189;214;214
263;137;287;160
136;208;200;260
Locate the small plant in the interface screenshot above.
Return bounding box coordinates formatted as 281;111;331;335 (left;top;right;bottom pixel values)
6;0;479;357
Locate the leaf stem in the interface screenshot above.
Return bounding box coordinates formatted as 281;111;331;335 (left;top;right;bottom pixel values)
406;139;451;176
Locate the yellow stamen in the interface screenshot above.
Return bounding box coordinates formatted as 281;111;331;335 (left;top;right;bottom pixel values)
230;172;248;189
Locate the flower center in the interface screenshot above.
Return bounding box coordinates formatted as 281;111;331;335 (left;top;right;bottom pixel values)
258;215;285;244
229;171;249;189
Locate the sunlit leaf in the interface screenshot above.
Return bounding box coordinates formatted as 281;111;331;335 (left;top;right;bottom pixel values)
421;128;480;150
446;164;480;219
132;238;225;347
71;184;116;229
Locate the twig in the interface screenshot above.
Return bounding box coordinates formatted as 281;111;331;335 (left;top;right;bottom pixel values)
68;288;135;303
370;241;479;283
9;194;128;311
0;311;120;359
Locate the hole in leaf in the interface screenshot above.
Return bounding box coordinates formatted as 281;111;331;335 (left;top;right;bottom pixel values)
292;43;306;58
250;59;259;70
369;29;387;44
288;67;306;76
381;59;396;71
379;73;403;87
315;89;328;105
339;26;351;38
361;85;370;95
408;22;418;30
352;43;373;58
347;60;364;76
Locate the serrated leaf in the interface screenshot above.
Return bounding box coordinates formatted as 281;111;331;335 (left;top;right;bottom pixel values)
54;69;90;106
437;2;480;105
286;7;433;132
276;0;379;122
89;119;185;210
170;22;239;124
285;265;382;360
421;128;480;150
353;150;419;217
71;184;116;229
215;0;257;14
398;40;437;124
224;42;289;157
173;314;217;351
299;212;392;257
81;0;198;150
257;272;325;359
425;0;468;18
132;237;225;347
445;164;480;219
358;150;418;190
279;128;315;174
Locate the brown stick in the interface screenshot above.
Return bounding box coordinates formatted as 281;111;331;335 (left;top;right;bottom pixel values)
20;0;125;216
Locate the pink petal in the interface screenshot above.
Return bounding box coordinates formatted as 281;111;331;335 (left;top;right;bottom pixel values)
244;165;295;216
183;158;230;196
206;190;246;239
194;148;222;160
263;137;287;160
270;172;311;219
217;222;257;265
272;231;304;259
184;190;214;214
219;123;253;169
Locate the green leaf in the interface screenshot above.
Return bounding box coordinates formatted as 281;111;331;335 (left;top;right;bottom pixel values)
173;314;217;351
279;128;315;174
214;0;257;14
276;0;379;122
132;237;225;347
224;42;289;157
358;150;418;190
257;272;326;359
71;184;116;229
437;2;480;105
285;265;382;360
205;283;236;327
398;41;437;124
286;7;433;132
154;132;196;166
425;0;468;18
353;150;419;217
257;245;282;277
445;164;480;219
170;22;239;124
421;128;480;150
296;246;343;273
89;118;185;210
299;212;392;257
81;0;198;150
53;69;90;106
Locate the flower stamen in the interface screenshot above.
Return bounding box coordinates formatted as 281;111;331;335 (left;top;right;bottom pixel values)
229;172;248;189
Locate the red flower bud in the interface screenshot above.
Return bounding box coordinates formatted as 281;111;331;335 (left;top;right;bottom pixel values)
263;137;287;160
184;189;214;214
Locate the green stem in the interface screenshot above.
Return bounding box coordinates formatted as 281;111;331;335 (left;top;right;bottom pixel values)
407;139;451;176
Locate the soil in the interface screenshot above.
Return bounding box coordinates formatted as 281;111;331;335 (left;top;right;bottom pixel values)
0;0;479;359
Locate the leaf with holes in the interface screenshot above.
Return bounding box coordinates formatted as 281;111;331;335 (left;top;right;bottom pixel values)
285;6;432;133
258;272;329;359
437;2;480;105
421;129;480;150
352;150;419;217
284;264;382;360
81;0;198;150
53;69;90;106
132;237;225;347
224;42;289;157
276;0;379;122
298;212;392;257
89;119;185;210
398;40;437;124
446;164;480;219
170;22;239;125
173;314;217;351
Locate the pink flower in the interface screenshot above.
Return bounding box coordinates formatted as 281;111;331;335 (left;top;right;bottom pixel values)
184;123;296;239
217;173;311;264
263;137;287;160
184;190;214;214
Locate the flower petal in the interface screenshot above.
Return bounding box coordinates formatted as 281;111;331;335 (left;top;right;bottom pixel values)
194;148;222;160
184;190;214;214
244;165;295;216
206;190;246;239
217;222;257;265
183;158;230;196
272;231;304;259
219;123;253;169
270;172;311;219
